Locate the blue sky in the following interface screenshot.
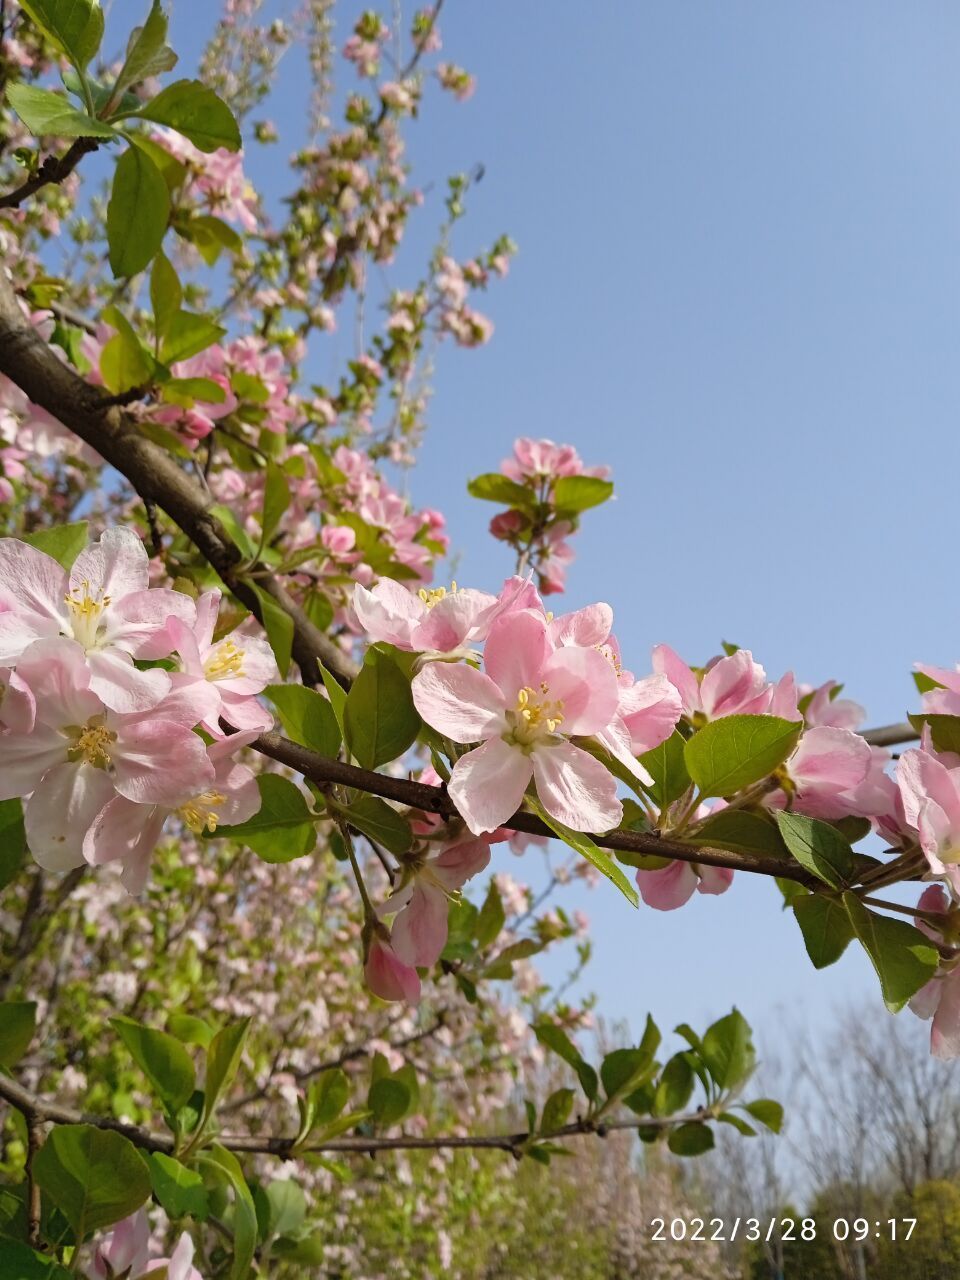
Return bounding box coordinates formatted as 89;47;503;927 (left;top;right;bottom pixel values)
161;2;960;1044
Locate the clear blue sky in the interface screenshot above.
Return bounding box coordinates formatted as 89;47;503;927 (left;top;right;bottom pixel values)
163;2;960;1043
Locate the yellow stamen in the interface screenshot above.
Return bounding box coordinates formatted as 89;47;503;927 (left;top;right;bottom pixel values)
64;581;111;648
511;685;565;742
416;581;459;609
70;721;116;768
178;790;227;834
203;638;245;681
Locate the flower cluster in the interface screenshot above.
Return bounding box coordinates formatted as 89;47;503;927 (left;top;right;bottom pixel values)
0;529;272;892
88;1209;202;1280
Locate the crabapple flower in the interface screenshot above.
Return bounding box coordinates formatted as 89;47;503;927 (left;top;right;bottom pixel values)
909;885;960;1060
353;577;497;655
0;529;195;712
365;930;421;1003
0;638;214;872
152;589;278;734
379;835;492;967
635;858;734;911
773;726;880;820
500;438;609;485
652;644;773;723
83;732;261;894
897;746;960;884
411;609;622;835
803;679;866;730
0;665;34;734
88;1209;203;1280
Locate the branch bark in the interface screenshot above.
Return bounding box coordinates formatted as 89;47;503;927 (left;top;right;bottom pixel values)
0;137;100;210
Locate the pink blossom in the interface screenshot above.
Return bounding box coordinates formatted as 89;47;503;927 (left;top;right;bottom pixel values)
897;746;960;883
909;885;960;1060
0;529;195;712
365;932;421;1003
380;836;491;967
411;609;622;835
773;726;878;820
88;1209;203;1280
501;438;596;485
84;733;261;894
652;644;774;722
352;577;498;655
0;638;214;873
802;679;866;730
636;859;734;911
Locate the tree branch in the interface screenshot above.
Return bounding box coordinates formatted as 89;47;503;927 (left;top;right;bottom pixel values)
862;722;919;748
254;731;820;883
0;1069;708;1159
0;267;357;689
0;137;100;211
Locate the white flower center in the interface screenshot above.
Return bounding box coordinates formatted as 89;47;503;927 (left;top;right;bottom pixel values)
64;581;110;649
178;790;227;834
203;638;245;682
67;718;116;768
506;684;565;747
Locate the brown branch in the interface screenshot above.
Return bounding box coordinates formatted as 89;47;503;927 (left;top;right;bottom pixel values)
254;732;819;884
0;267;357;689
0;1069;708;1159
862;722;919;748
0;137;100;210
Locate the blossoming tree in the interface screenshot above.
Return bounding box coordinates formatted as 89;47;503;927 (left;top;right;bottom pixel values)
0;0;953;1273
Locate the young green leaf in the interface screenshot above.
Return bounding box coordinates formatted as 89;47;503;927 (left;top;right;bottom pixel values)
533;1022;598;1102
200;1018;250;1131
552;475;614;514
701;1009;756;1090
133;79;241;152
265;684;341;756
640;730;691;808
261;461;291;546
684;714;802;798
540;1087;575;1132
110;0;177;104
110;1016;195;1113
332;793;413;856
21;521;88;569
742;1098;784;1133
5;84;116;138
215;774;316;863
843;892;939;1012
148;1152;209;1220
0;799;26;890
197;1145;256;1280
466;472;533;507
527;798;639;907
667;1121;715;1156
158;310;226;365
344;649;421;769
793;894;855;969
475;878;506;949
150;252;182;342
0;1001;37;1067
108;145;170;278
250;584;294;678
18;0;104;70
654;1054;695;1115
34;1125;151;1242
776;811;856;888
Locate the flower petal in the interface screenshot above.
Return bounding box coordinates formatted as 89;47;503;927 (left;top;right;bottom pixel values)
531;739;622;832
25;761;116;872
412;662;505;742
448;737;532;835
70;528;148;601
482;609;551;701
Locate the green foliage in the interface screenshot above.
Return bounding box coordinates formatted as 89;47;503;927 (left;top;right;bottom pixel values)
148;1152;209;1220
265;684;341;756
843;893;939;1012
133;79;241;152
198;1018;250;1138
667;1121;714;1156
776;811;856;887
33;1125;151;1242
639;730;691;807
344;648;420;769
552;475;614;515
4;84;116;138
17;0;104;71
527;797;638;907
0;1239;72;1278
197;1144;257;1280
533;1022;599;1103
690;808;789;858
0;799;26;891
700;1008;755;1090
215;774;317;862
112;1;178;103
107;144;171;278
99;305;156;393
684;714;802;797
20;522;88;569
331;793;412;855
0;1001;36;1067
249;585;294;677
794;893;855;968
158;310;226;365
110;1016;195;1113
466;473;532;507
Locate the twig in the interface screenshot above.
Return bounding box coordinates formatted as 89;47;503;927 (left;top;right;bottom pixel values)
0;138;100;210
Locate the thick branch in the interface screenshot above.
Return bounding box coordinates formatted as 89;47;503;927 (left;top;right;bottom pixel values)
862;722;919;748
0;137;100;210
255;732;819;884
0;1070;704;1158
0;268;357;688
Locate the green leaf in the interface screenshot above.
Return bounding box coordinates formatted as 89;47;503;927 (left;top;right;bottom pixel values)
344;649;421;769
209;503;257;560
540;1087;574;1133
793;893;855;969
265;684;341;756
686;808;789;860
148;1152;209;1220
318;662;348;733
133;79;241;152
333;793;412;856
34;1125;150;1242
261;461;290;546
306;1069;349;1131
201;1018;250;1131
843;892;939;1013
718;1111;757;1136
111;0;177;103
248;585;292;679
600;1047;655;1100
528;798;638;907
0;798;26;890
701;1009;755;1090
466;472;533;508
161;376;226;408
197;1145;256;1280
475;878;506;949
911;713;960;755
182;213;243;264
150;252;182;341
167;1013;214;1049
368;1077;410;1128
108;144;170;278
640;730;691;808
158;310;226;365
20;521;88;570
18;0;104;70
0;1001;36;1067
667;1121;715;1156
5;83;116;138
215;773;316;863
265;1179;306;1239
533;1022;598;1102
742;1099;784;1133
0;1239;72;1278
776;811;856;888
684;715;802;798
552;475;614;514
110;1016;195;1112
654;1054;694;1115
